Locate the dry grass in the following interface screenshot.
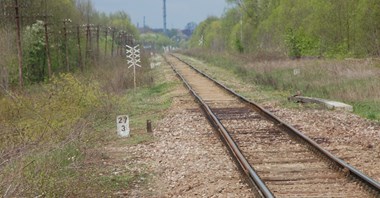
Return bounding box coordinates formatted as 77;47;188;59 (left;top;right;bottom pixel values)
246;58;380;101
90;52;153;94
0;49;158;196
183;49;380;120
0;29;17;93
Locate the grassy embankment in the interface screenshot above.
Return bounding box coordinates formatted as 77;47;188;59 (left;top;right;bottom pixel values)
0;55;176;196
181;50;380;121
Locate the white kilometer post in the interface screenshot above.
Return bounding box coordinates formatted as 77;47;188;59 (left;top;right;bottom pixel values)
126;44;141;90
116;115;130;137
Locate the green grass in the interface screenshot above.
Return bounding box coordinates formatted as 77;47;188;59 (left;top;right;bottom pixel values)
1;143;83;197
354;101;380;120
0;55;178;196
180;51;380;121
122;81;177;129
79;59;177;195
99;174;134;189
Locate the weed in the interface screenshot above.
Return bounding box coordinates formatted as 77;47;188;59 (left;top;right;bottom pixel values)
181;50;380;121
0;52;177;196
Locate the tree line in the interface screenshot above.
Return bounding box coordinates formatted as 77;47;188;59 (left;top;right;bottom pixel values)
0;0;138;88
190;0;380;58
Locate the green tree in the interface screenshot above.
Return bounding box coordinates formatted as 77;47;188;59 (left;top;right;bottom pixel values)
190;16;219;48
194;0;380;57
23;21;46;83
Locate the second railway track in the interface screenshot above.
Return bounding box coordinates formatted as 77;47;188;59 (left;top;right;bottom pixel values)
165;54;380;197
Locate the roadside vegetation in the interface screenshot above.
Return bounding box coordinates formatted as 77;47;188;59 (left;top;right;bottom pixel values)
187;0;380;121
190;0;380;58
1;0;380;196
0;0;138;88
0;54;177;196
182;50;380;121
0;0;179;196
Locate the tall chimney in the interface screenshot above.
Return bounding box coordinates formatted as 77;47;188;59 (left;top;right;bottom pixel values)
163;0;167;34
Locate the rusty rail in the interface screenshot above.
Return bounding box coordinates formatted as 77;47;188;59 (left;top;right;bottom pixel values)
169;54;380;196
165;56;274;198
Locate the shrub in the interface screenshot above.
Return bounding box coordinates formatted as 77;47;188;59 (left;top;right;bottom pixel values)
0;73;105;151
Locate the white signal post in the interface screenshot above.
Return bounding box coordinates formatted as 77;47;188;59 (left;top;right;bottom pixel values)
126;44;141;90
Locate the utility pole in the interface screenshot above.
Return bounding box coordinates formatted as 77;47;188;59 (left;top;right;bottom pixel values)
76;25;83;71
43;0;52;78
240;11;243;45
14;0;23;87
89;24;94;61
96;25;100;61
85;24;94;62
118;31;125;57
63;19;71;72
121;31;126;56
8;0;54;85
85;24;89;62
111;28;115;57
55;33;61;69
44;20;52;78
104;27;109;56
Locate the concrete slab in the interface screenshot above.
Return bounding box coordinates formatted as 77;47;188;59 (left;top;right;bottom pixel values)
288;96;353;112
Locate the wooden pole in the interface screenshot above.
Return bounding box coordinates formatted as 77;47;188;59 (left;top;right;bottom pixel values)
15;0;23;87
111;28;115;57
63;19;70;72
96;25;100;61
85;24;89;63
117;32;121;57
77;25;83;71
119;32;123;56
44;0;52;79
134;61;136;90
89;25;93;61
147;120;152;133
44;21;52;78
104;27;108;56
56;34;61;69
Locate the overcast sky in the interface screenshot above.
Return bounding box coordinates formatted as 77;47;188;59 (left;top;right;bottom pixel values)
91;0;230;29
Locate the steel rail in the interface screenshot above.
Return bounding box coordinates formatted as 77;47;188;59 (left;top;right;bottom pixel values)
165;56;275;198
171;54;380;195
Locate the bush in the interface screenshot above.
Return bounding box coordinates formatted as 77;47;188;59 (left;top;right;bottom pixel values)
0;73;105;151
0;72;112;196
23;21;46;83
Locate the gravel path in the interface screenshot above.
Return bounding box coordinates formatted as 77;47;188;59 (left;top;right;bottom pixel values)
150;100;253;197
180;54;380;184
270;107;380;182
109;57;254;197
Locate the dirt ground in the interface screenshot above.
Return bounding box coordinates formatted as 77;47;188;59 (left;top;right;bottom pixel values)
99;56;380;197
102;60;254;197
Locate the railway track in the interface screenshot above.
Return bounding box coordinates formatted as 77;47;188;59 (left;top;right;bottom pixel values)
164;54;380;197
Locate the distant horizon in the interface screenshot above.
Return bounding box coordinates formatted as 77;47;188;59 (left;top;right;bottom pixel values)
91;0;230;29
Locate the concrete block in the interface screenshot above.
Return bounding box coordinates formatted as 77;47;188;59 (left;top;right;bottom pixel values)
288;96;353;112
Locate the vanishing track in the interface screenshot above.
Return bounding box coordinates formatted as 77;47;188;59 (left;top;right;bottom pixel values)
165;54;380;197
